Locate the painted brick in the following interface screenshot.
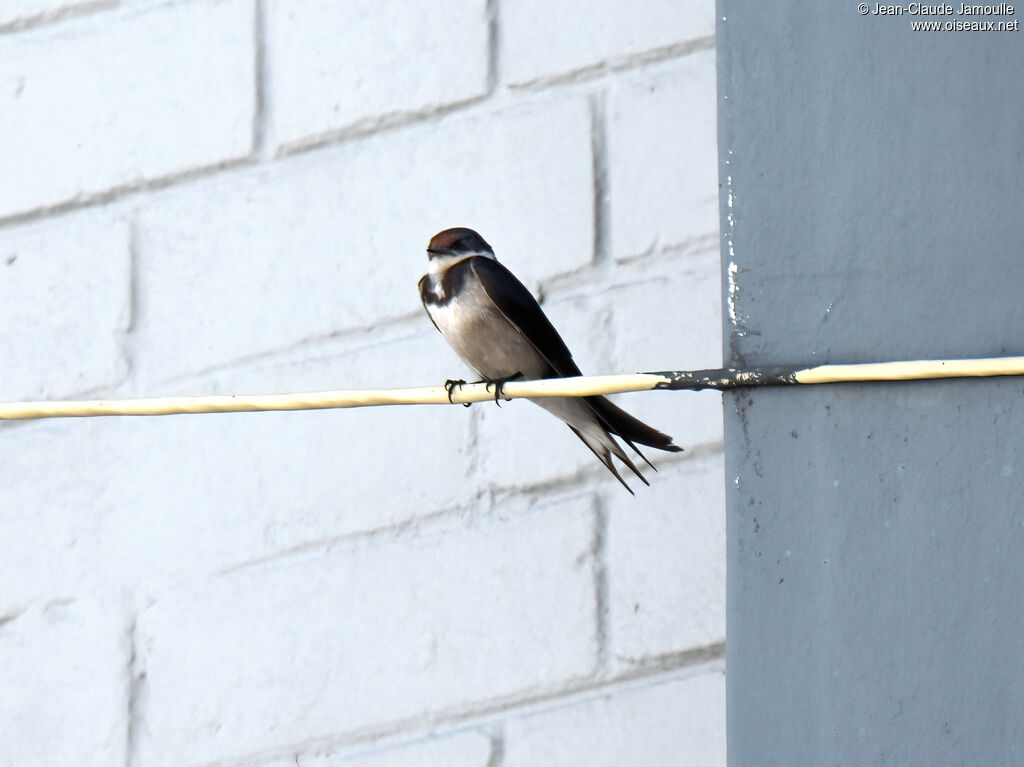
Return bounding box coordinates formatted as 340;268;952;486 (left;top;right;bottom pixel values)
263;731;493;767
0;0;107;29
133;100;593;384
0;0;254;219
134;497;598;766
476;397;601;491
502;0;715;86
0;209;130;400
172;322;462;395
0;3;726;762
606;250;722;370
607;50;720;260
502;669;726;767
0;331;476;612
606;248;724;451
0;598;126;767
265;0;489;149
605;453;726;668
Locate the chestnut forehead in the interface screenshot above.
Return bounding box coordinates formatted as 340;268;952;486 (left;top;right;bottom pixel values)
428;231;465;250
428;227;492;253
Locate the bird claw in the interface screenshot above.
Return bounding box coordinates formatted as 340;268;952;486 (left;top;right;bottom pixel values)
444;379;471;407
485;372;524;406
446;373;524;407
484;381;499;406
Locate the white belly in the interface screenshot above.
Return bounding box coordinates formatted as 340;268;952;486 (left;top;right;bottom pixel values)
425;282;549;381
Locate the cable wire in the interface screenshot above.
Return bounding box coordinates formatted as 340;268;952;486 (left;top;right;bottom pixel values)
2;356;1022;421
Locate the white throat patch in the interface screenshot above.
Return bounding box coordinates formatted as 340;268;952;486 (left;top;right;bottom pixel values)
426;250;496;275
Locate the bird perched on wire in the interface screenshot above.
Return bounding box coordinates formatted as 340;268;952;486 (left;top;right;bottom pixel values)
418;227;682;493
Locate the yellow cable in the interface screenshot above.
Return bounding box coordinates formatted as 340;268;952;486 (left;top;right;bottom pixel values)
1;356;1022;420
792;356;1024;384
0;375;669;420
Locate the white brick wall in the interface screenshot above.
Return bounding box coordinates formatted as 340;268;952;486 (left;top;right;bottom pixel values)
131;100;594;384
0;0;254;218
0;1;724;765
0;209;130;399
263;0;491;149
606;455;726;668
502;0;715;86
608;51;720;260
263;731;495;767
0;0;110;31
0;598;128;767
135;498;598;766
502;669;725;767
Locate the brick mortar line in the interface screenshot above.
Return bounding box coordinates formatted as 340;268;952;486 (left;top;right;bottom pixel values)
122;310;429;394
252;0;270;158
0;35;715;229
536;236;721;299
194;646;725;767
485;725;505;767
124;613;143;767
589;91;610;266
216;443;722;578
613;232;722;265
0;0;115;34
0;156;258;232
485;0;501;94
509;35;716;92
273;94;489;159
592;493;611;673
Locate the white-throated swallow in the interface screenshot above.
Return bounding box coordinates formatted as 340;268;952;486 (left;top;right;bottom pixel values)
419;227;682;493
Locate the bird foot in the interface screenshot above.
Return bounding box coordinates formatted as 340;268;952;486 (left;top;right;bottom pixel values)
484;372;524;406
444;379;472;407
